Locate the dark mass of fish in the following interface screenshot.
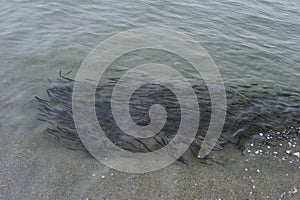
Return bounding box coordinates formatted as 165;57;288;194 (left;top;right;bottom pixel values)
35;71;300;161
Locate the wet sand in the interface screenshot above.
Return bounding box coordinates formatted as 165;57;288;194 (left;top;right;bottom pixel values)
1;129;299;200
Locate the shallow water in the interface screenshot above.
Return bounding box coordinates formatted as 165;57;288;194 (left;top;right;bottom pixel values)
0;0;299;199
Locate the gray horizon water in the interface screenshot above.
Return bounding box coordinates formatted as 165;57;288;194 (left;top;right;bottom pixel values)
0;0;299;199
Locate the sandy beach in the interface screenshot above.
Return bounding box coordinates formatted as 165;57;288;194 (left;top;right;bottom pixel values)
1;128;299;199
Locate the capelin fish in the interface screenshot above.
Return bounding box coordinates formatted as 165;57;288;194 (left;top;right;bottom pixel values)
36;71;300;163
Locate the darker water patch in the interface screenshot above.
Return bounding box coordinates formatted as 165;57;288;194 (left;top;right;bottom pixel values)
35;71;300;159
